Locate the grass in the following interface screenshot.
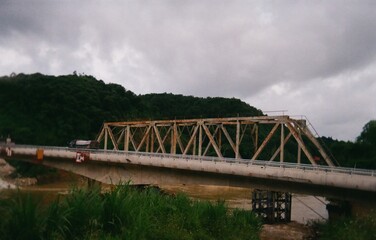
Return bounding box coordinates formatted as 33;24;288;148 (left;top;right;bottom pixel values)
0;184;262;240
312;212;376;240
309;210;376;240
0;191;43;240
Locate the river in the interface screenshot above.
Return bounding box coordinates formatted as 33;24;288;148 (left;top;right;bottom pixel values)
1;177;328;224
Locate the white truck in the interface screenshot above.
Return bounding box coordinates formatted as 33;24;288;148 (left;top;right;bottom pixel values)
68;140;99;149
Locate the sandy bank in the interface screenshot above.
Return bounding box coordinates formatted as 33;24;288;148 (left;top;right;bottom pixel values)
0;158;16;189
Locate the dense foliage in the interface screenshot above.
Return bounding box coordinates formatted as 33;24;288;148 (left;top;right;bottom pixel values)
0;185;262;240
320;120;376;169
0;73;143;145
140;93;261;119
314;213;376;240
0;73;262;146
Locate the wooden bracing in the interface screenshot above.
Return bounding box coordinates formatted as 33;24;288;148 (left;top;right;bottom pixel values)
97;115;335;166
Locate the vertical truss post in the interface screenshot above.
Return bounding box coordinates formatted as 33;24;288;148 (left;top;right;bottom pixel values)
198;122;202;157
145;128;150;152
150;128;154;153
297;127;301;164
124;126;130;151
171;123;177;154
191;126;197;156
280;123;284;163
193;135;197;156
236;120;240;159
217;127;222;152
104;125;108;150
252;124;258;155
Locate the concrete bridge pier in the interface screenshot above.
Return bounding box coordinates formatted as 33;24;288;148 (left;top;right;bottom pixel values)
327;199;376;221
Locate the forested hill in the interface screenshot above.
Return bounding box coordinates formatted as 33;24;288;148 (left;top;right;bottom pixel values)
1;73;375;169
140;93;261;119
0;73;262;145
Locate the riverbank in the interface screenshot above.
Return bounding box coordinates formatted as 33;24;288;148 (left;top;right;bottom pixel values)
260;222;315;240
0;158;16;189
0;158;75;190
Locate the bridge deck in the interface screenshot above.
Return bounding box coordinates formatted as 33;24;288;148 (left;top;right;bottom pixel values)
3;145;375;193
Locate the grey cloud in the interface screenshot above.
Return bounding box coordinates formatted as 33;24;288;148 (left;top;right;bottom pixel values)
0;0;375;140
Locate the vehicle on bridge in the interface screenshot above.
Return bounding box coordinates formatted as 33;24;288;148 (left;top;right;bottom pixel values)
68;140;99;149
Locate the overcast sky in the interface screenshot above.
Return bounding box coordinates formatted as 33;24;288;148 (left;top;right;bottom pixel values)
1;0;375;141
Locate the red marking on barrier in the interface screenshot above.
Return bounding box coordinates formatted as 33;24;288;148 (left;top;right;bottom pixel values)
76;152;90;163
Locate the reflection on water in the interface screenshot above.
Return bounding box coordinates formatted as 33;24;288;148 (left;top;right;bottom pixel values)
1;181;328;224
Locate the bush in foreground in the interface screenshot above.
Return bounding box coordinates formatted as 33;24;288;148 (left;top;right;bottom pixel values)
0;185;262;240
313;213;376;240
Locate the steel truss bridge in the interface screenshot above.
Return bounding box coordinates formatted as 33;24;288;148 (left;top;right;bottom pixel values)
97;115;334;166
1;115;375;199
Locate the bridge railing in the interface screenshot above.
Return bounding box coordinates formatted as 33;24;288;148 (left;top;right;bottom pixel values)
130;151;375;177
6;144;376;177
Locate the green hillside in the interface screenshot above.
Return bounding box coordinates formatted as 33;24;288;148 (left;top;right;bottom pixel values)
140;93;261;119
0;73;262;146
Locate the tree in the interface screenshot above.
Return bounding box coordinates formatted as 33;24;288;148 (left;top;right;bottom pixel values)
357;120;376;146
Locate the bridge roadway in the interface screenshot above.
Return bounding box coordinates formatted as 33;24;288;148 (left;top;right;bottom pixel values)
3;144;376;201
